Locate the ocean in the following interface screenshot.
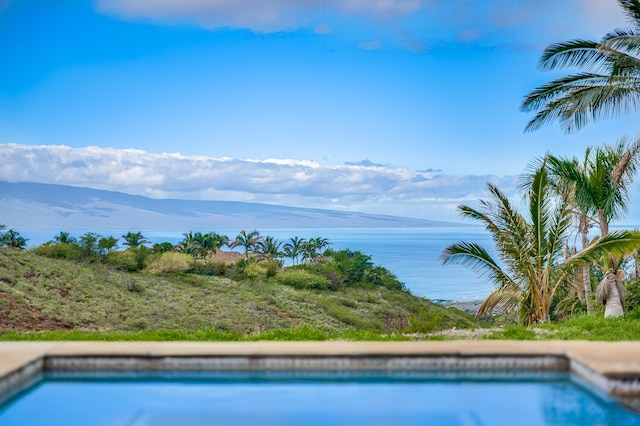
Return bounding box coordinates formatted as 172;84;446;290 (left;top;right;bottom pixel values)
21;227;495;302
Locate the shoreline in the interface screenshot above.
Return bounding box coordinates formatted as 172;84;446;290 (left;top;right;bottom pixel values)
435;300;483;315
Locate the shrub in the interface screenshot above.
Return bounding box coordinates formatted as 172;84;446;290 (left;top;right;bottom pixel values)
190;262;221;276
277;269;330;290
104;250;139;272
145;252;194;275
626;279;640;313
264;260;279;278
243;262;267;280
33;242;83;260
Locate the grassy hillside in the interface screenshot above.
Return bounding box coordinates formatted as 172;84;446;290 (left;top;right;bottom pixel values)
0;248;481;338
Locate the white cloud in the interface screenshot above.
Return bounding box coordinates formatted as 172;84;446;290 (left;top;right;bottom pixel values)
96;0;423;32
94;0;630;51
0;144;519;221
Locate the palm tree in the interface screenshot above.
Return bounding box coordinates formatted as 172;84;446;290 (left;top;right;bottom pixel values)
545;138;640;313
521;0;640;133
122;231;150;248
441;161;640;324
52;231;76;244
230;229;262;260
1;229;28;249
98;236;119;256
203;232;229;254
283;237;306;265
300;237;331;263
177;231;200;255
197;232;229;262
257;236;283;261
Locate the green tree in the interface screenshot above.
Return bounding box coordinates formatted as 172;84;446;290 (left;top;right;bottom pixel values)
201;232;229;256
521;0;640;133
122;231;150;248
545;138;640;313
283;237;306;265
441;161;640;324
98;236;119;256
52;231;76;244
301;237;331;263
153;242;175;253
257;236;283;261
177;231;200;255
230;230;262;260
1;229;28;249
78;232;102;260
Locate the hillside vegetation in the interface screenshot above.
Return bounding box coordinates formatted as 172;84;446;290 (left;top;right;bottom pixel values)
0;248;480;338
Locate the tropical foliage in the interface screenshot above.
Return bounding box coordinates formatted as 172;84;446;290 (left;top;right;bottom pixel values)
441;159;640;324
544;137;640;313
521;0;640;133
0;227;28;249
230;229;262;260
122;231;150;248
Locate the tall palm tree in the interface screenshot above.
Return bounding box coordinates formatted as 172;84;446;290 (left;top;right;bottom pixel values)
230;230;262;260
205;232;229;254
521;0;640;133
257;236;283;261
197;232;230;263
122;231;150;248
177;231;200;255
441;161;640;324
283;237;306;265
300;237;332;263
545;137;640;313
549;137;640;236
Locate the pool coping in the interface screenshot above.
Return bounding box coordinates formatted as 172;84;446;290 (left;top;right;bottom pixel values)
1;341;640;412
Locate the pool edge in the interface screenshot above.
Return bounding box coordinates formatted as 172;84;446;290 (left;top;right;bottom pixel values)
1;341;640;412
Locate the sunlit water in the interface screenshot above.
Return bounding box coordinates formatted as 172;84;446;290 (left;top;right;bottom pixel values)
22;227;495;301
1;371;638;426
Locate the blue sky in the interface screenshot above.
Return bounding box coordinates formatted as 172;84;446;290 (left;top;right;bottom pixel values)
2;0;640;223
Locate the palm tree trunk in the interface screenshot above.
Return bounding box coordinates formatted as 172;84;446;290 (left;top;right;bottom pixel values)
579;214;594;315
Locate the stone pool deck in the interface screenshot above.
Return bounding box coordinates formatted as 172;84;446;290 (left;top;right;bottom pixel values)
1;341;640;411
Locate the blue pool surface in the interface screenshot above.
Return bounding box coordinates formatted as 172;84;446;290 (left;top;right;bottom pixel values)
0;371;639;425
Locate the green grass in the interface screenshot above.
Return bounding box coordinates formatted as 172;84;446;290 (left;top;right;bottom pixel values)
483;313;640;341
6;248;639;341
0;248;481;339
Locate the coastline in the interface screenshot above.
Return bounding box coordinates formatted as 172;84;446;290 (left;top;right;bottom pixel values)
436;300;482;315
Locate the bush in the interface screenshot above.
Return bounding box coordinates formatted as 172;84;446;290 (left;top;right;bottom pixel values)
626;279;640;313
243;262;267;280
190;261;222;276
145;252;194;275
264;260;280;278
104;250;139;272
33;242;83;260
277;269;330;290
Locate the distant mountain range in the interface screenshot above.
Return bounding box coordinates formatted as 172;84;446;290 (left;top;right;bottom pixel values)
0;181;457;230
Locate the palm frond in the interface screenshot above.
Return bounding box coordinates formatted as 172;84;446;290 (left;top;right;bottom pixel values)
441;241;516;289
523;75;640;133
539;39;610;71
619;0;640;29
477;287;522;318
566;230;640;268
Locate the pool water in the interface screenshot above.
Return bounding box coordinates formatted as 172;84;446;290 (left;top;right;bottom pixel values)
1;371;638;425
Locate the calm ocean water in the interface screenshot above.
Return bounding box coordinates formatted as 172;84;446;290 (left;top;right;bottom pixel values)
22;227;494;302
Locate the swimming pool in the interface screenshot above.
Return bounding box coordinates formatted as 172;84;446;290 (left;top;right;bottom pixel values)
1;370;639;426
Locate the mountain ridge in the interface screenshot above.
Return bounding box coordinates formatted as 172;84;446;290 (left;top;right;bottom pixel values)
0;181;459;230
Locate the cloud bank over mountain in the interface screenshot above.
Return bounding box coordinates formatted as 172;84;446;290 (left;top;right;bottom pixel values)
0;143;517;221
